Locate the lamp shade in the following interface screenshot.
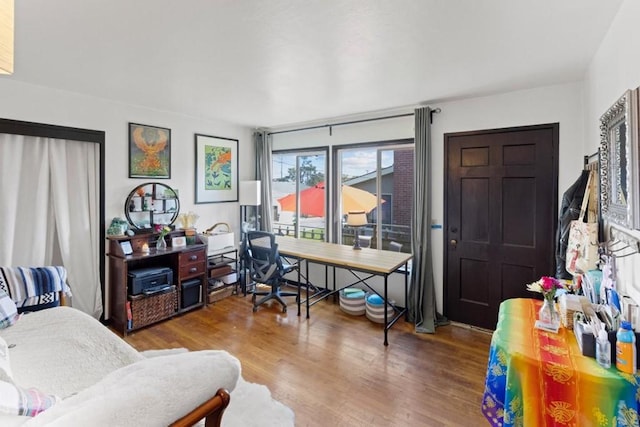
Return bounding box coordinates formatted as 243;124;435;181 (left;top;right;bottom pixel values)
239;180;261;206
0;0;13;75
347;211;367;227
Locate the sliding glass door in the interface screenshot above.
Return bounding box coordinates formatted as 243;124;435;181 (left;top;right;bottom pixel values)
272;149;328;240
336;143;413;252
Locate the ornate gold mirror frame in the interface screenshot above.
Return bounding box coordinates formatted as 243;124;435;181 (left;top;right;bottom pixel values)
600;89;639;229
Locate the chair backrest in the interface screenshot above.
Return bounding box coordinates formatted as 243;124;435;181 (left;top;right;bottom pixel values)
389;241;403;252
246;231;281;284
358;235;372;248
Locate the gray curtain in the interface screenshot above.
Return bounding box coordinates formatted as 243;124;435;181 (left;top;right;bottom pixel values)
254;130;273;232
408;106;439;333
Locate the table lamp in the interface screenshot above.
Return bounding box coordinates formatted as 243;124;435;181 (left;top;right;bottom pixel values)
239;180;261;233
347;211;367;250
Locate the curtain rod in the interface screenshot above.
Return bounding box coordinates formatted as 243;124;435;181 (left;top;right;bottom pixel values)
268;108;441;136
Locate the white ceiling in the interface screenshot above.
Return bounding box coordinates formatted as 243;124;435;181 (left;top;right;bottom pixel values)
8;0;623;128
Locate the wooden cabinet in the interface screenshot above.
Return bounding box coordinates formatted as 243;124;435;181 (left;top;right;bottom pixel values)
107;232;207;335
179;249;207;279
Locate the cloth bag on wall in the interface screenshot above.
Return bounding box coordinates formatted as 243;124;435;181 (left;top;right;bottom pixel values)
566;170;599;275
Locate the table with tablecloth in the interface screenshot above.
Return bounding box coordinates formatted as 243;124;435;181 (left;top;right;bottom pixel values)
482;298;640;426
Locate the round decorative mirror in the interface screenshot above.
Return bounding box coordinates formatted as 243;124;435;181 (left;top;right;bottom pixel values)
124;182;180;230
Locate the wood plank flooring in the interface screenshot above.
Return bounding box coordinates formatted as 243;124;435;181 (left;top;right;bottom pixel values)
120;293;493;427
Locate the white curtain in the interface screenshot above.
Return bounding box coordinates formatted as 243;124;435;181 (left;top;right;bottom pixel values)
0;134;102;318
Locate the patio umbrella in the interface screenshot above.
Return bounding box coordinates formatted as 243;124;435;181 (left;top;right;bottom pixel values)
277;182;381;217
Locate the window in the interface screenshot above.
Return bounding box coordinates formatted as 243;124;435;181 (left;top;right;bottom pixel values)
272;149;327;240
337;143;413;253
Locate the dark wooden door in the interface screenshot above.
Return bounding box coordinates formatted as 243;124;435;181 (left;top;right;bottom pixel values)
444;124;559;330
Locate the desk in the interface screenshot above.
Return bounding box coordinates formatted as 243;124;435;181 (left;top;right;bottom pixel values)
275;236;412;346
482;298;640;426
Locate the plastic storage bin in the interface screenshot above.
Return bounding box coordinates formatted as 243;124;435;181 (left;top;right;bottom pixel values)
181;279;201;308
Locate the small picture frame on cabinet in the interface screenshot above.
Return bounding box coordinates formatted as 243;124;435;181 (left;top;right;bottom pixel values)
120;241;133;255
172;236;187;249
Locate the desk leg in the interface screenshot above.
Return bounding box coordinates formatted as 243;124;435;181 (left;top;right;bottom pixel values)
306;259;310;319
404;261;409;322
384;274;389;346
297;258;301;317
332;266;336;302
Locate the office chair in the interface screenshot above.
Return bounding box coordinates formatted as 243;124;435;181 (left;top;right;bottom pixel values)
358;235;372;248
246;231;298;313
389;241;403;252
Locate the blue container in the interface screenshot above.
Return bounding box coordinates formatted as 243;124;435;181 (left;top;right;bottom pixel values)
616;321;637;374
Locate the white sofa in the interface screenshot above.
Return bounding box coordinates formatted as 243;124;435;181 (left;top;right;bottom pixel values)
0;306;294;426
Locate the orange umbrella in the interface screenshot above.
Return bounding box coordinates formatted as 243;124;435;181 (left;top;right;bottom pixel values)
277;182;382;217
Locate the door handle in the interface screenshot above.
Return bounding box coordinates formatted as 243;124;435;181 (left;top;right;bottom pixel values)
450;239;457;248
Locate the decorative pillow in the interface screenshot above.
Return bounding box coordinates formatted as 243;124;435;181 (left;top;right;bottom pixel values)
0;266;70;313
0;381;60;417
0;292;18;329
0;337;12;383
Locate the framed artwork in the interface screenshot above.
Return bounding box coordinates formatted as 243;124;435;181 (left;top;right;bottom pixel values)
119;241;133;255
194;133;238;203
129;123;171;179
171;236;187;249
599;89;639;229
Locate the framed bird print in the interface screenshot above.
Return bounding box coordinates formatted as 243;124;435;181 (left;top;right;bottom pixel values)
129;123;171;179
194;133;238;203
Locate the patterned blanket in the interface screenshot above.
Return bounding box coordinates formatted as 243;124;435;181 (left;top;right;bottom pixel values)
0;266;71;309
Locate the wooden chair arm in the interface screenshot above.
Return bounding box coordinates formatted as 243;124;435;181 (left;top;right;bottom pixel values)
170;388;231;427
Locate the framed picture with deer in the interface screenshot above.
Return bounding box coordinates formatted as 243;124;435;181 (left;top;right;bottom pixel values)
129;123;171;179
194;133;238;203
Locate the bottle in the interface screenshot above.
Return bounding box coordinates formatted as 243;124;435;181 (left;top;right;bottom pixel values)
596;327;611;368
616;321;637;374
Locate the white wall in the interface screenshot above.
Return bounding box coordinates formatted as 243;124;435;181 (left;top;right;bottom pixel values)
0;79;255;231
273;82;585;313
0;78;254;315
584;0;640;307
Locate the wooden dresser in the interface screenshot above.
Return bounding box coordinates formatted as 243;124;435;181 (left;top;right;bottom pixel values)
107;232;207;335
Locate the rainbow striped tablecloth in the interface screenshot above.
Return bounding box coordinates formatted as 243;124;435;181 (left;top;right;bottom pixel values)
482;298;640;426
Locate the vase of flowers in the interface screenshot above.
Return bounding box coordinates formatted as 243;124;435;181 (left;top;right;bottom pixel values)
526;276;565;326
155;225;171;251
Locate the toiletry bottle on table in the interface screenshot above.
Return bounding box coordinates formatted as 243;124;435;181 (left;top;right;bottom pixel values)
616;321;636;374
596;327;611;368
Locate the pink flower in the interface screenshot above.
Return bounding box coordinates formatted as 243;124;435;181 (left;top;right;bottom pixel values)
526;276;566;301
154;224;171;237
540;276;558;292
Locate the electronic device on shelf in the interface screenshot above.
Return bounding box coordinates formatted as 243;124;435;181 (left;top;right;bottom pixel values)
142;284;172;296
127;267;173;295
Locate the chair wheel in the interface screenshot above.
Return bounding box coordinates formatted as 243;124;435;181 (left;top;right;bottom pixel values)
253;306;258;312
282;306;287;313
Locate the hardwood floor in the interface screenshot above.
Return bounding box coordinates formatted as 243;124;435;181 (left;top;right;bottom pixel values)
120;293;493;427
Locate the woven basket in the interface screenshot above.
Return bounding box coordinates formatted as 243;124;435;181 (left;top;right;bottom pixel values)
208;286;233;304
203;222;231;234
560;307;577;330
559;293;581;330
339;289;366;316
129;287;177;329
365;293;395;324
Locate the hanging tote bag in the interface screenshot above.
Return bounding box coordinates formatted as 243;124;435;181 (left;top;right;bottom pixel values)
566;170;599;275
